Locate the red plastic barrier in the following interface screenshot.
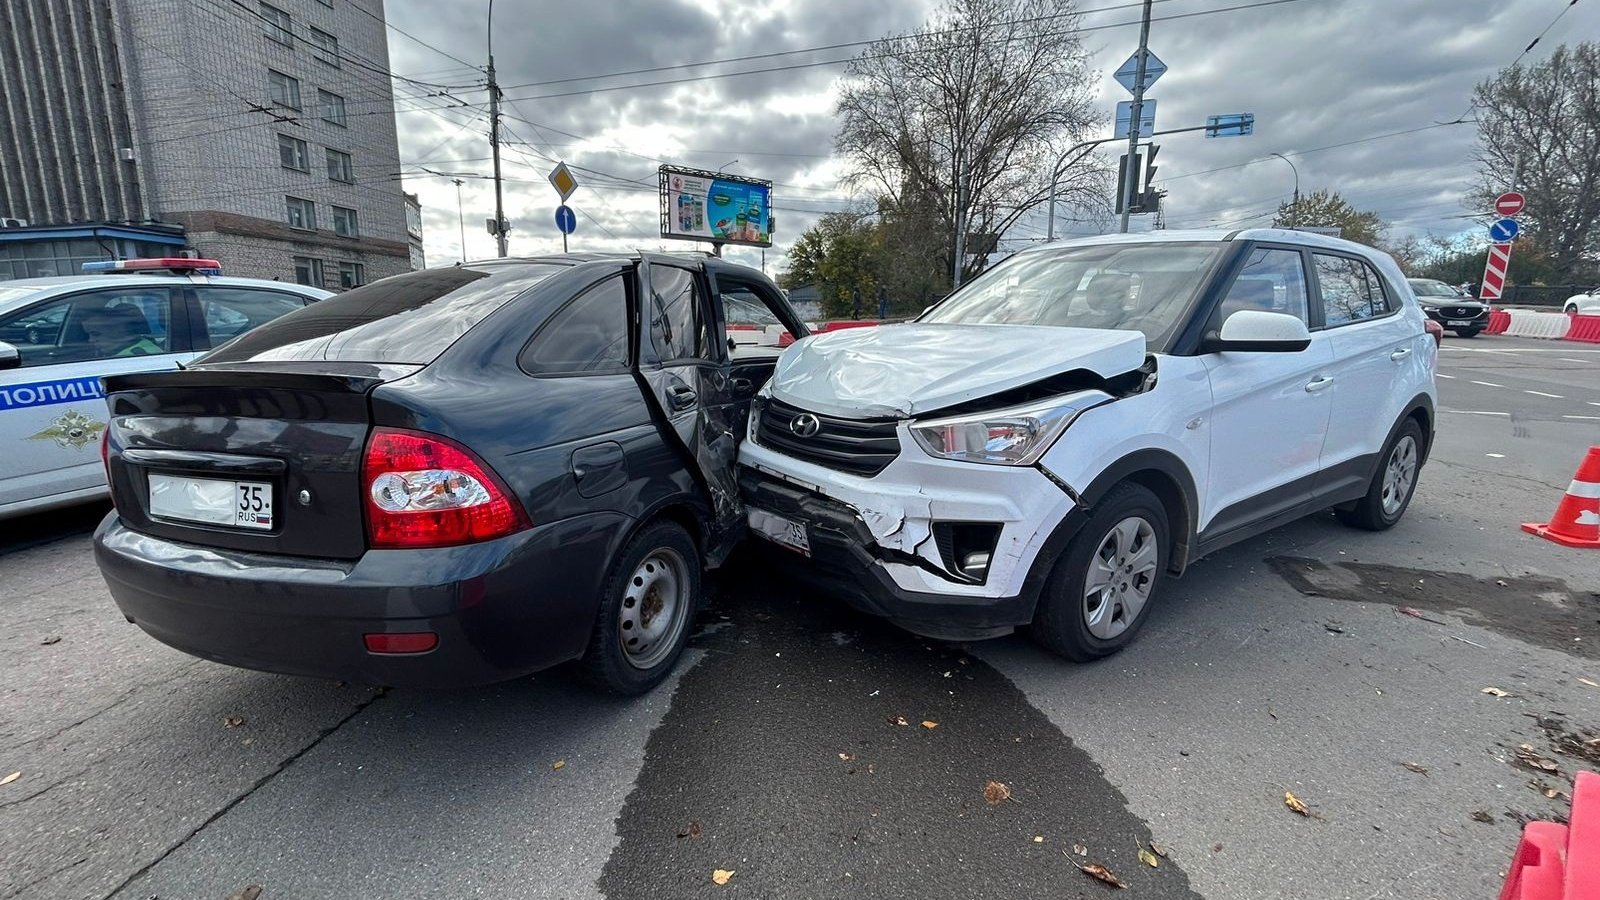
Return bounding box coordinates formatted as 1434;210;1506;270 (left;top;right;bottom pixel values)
1499;770;1600;900
777;320;882;347
1487;309;1512;335
1565;314;1600;344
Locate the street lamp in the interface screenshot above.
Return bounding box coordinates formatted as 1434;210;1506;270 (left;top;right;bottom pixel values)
1269;152;1300;205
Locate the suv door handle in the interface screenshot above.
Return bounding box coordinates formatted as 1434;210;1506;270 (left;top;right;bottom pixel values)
728;376;753;392
1390;348;1412;361
666;384;698;410
1305;375;1334;393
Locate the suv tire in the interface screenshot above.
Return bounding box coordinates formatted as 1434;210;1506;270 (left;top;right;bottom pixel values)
579;520;699;695
1336;419;1424;531
1453;327;1481;338
1031;482;1170;662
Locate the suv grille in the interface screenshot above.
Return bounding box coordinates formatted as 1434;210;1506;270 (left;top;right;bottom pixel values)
1440;305;1483;319
756;397;900;477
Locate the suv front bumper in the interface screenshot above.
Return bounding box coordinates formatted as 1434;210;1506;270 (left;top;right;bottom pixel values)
1420;304;1490;330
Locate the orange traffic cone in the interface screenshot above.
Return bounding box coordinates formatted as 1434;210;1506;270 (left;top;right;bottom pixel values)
1522;446;1600;549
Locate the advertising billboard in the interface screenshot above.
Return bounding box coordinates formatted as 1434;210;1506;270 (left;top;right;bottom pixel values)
659;165;773;247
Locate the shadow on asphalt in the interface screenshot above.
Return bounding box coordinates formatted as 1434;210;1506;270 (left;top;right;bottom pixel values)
0;501;109;556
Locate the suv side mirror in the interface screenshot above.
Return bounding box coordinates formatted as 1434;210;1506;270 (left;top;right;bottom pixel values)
1205;310;1312;353
0;340;19;370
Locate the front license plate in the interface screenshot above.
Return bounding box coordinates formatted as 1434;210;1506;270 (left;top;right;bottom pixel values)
748;507;810;556
148;474;274;530
1447;320;1472;327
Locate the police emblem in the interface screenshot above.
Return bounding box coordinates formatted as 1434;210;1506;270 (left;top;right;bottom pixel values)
28;409;106;451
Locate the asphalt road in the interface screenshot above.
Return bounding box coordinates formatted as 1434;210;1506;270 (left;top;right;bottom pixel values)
2;332;1597;900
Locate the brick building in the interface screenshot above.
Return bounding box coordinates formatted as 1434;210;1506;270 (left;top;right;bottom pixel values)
0;0;410;287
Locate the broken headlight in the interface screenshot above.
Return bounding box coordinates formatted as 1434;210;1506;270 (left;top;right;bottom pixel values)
909;394;1108;466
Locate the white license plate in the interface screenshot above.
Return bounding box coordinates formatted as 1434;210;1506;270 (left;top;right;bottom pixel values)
1446;320;1472;326
148;474;275;530
748;507;810;556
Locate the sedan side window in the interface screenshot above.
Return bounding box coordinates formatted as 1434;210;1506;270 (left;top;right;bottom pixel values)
1314;254;1378;327
0;288;171;367
194;288;309;349
648;266;709;362
520;275;630;375
1215;248;1309;325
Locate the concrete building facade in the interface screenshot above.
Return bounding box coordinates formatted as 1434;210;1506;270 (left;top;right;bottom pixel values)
0;0;410;287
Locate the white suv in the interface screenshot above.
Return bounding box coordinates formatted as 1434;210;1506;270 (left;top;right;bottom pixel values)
738;229;1436;661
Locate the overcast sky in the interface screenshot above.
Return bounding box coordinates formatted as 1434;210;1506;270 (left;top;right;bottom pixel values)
382;0;1600;274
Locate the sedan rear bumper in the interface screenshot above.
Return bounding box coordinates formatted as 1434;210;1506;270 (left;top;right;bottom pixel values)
93;511;624;687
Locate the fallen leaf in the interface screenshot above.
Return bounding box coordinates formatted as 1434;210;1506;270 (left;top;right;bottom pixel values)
1284;791;1311;817
1073;862;1127;889
921;720;939;730
1481;687;1510;698
983;780;1012;806
888;715;909;727
1323;623;1345;634
225;886;263;900
41;636;61;646
1138;847;1160;868
711;869;734;886
1402;762;1430;776
1149;841;1169;859
838;752;855;761
677;821;702;839
1073;843;1088;857
0;771;20;786
1514;745;1559;774
1213;843;1224;853
552;759;566;770
1578;678;1598;688
1544;788;1568;801
224;716;245;728
1033;835;1044;843
1471;810;1495;824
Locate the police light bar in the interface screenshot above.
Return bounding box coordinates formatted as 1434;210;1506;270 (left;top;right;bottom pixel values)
82;258;222;275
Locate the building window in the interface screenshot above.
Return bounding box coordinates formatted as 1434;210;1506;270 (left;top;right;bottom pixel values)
293;256;324;287
337;261;365;289
260;2;292;46
325;149;354;183
277;134;309;172
268;69;301;110
318;89;346;127
308;27;340;66
285;196;316;231
332;206;359;238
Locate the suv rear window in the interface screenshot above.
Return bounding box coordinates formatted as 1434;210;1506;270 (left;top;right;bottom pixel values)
200;264;562;364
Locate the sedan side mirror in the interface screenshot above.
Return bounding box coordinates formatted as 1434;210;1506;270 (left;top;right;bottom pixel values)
0;340;19;370
1206;310;1312;353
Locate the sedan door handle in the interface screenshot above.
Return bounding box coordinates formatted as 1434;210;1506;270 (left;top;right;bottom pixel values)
666;384;698;410
1390;348;1412;361
1305;375;1334;393
728;376;753;392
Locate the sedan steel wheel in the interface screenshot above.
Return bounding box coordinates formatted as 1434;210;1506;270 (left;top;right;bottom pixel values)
1381;435;1418;516
618;548;689;670
1083;516;1159;641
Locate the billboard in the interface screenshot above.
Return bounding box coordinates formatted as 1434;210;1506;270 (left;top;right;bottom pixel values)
659;165;773;247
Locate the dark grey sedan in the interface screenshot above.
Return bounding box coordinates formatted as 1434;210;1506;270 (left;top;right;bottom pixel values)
94;253;806;694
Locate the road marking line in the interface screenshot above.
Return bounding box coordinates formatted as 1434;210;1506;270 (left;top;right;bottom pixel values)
1562;415;1600;421
1486;453;1506;458
1524;390;1564;399
1591;402;1600;408
1441;409;1510;417
1560;358;1587;363
1436;373;1456;379
1471;380;1504;387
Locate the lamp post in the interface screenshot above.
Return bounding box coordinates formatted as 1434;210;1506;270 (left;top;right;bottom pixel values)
453;178;467;262
1269;152;1300;206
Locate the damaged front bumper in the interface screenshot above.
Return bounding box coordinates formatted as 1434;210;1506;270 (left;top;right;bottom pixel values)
738;436;1084;640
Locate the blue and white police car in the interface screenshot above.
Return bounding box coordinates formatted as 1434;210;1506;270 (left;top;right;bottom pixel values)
0;258;331;519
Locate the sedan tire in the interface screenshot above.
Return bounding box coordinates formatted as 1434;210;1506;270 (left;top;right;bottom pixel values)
578;520;700;695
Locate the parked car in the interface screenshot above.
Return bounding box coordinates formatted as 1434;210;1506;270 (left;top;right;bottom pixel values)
0;258;330;519
1407;278;1489;337
1565;287;1600;315
94;254;808;694
739;229;1436;662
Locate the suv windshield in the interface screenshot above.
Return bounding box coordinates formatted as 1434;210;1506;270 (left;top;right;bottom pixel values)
921;242;1224;347
1407;279;1460;298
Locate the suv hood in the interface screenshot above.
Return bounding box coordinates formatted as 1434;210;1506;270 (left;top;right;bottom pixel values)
768;323;1146;419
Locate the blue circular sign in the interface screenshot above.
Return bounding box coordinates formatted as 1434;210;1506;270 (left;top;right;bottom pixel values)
555;205;577;235
1488;217;1519;242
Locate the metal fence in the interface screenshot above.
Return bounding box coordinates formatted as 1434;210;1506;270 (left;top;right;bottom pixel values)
1498;285;1593;308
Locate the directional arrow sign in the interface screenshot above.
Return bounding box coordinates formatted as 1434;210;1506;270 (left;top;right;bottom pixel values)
555;204;577;235
1114;49;1166;95
1114;99;1156;139
1488;217;1519;242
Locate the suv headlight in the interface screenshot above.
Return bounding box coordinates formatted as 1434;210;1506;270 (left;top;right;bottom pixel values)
909;392;1111;466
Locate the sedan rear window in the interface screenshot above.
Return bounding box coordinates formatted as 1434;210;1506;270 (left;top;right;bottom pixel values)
201;264;562;365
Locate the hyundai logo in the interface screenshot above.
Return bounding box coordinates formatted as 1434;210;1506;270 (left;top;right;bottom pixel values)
790;413;820;438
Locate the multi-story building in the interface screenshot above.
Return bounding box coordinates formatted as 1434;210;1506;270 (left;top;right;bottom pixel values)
404;191;425;270
0;0;410;288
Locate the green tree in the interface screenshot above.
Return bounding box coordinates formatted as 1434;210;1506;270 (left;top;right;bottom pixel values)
1271;190;1385;246
780;213;884;318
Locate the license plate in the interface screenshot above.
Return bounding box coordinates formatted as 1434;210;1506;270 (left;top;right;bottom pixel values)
748;507;810;556
1447;320;1472;326
148;474;274;530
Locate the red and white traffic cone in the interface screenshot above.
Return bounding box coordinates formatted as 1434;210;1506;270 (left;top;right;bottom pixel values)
1522;446;1600;549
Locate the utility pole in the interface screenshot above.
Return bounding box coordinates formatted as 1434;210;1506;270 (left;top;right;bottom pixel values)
452;178;467;263
1119;0;1154;234
951;155;966;289
486;1;507;257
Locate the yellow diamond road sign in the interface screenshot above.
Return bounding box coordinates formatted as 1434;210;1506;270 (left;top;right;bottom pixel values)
548;162;578;202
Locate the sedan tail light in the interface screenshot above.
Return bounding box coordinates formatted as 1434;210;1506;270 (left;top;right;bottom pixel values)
362;428;529;549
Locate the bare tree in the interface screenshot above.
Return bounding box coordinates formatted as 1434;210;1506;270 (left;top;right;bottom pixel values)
1471;42;1600;279
835;0;1103;282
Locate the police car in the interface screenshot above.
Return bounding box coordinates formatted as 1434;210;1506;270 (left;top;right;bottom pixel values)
0;258;331;519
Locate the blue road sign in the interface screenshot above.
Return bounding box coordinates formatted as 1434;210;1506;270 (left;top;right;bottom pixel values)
1205;113;1255;137
555;205;577;235
1113;49;1167;94
1114;100;1157;138
1488;217;1519;242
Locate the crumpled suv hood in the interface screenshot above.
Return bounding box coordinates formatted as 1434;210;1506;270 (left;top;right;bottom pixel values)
768;323;1147;419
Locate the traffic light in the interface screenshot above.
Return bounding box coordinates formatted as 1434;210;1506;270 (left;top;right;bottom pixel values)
1115;144;1162;214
